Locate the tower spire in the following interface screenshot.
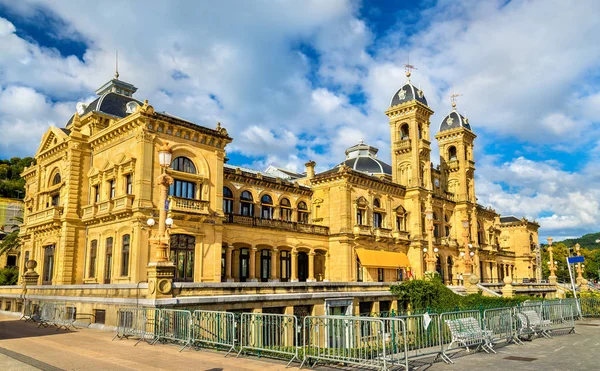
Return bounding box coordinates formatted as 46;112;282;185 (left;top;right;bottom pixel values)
115;50;119;79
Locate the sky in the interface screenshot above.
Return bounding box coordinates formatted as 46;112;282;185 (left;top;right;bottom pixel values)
0;0;599;242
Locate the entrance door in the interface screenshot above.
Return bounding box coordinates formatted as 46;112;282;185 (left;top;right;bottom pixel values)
298;252;308;282
260;250;270;282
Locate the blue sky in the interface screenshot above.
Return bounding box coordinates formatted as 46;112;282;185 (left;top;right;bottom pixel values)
0;0;599;241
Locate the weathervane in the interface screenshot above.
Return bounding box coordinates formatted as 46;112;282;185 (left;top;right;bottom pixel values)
405;53;417;81
450;87;462;109
115;50;119;79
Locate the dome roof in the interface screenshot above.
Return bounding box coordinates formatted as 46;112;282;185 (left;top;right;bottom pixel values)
439;109;472;132
331;140;392;175
66;92;142;127
390;82;428;107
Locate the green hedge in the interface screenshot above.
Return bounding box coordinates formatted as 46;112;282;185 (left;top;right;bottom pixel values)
390;278;535;313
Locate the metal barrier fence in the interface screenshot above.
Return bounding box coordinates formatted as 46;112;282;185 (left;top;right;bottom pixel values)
301;315;389;370
192;310;236;355
542;302;575;334
156;309;193;352
237;312;299;367
483;307;514;345
394;313;442;363
581;297;600;317
20;300;36;322
379;317;409;370
439;310;494;363
113;307;161;345
35;302;75;330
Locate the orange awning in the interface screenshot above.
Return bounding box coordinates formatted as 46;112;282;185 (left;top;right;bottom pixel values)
355;248;410;268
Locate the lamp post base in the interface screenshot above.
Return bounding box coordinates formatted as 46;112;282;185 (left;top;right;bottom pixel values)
147;262;176;299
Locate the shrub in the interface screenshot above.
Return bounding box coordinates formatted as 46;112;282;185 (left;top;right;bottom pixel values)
0;266;18;285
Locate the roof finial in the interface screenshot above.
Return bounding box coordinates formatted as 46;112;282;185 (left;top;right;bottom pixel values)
405;53;416;81
450;86;462;110
359;137;364;144
114;50;119;79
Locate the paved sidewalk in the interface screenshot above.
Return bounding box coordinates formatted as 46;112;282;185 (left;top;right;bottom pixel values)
1;313;599;371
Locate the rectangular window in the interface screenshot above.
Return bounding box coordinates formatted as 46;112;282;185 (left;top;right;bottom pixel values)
121;234;130;277
6;255;17;267
221;248;226;282
94;185;100;203
94;309;106;324
51;194;60;206
397;269;403;282
378;268;384;282
357;209;364;225
169;179;196;199
374;213;382;228
357;260;363;282
104;237;113;284
125;174;133;195
223;199;233;214
109;180;116;199
42;245;55;285
89;240;97;278
281;208;292;221
280;250;290;281
298;211;309;224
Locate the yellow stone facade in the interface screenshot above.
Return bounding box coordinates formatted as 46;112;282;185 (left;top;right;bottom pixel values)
13;72;539;292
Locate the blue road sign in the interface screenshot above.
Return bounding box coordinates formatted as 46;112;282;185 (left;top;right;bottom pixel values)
567;256;584;264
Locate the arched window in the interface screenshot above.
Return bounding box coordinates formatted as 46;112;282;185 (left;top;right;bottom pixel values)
280;198;292;221
297;201;309;223
223;187;234;214
52;173;61;185
261;194;273;219
170;234;195;282
171;157;196;174
240;191;254;216
448;146;457;161
400;124;409;140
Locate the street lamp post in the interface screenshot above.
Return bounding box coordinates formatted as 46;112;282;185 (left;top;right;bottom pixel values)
547;237;557;284
575;243;583;285
461;219;472;274
424;202;436;274
146;142;176;298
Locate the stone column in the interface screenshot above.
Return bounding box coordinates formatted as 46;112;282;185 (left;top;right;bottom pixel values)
270;248;279;282
324;253;330;282
291;249;298;282
226;245;234;282
249;247;257;282
308;251;316;282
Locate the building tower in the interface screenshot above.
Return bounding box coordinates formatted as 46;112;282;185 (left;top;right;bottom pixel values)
385;69;434;189
435;99;478;253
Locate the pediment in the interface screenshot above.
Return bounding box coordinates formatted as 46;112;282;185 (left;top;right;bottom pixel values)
35;127;69;156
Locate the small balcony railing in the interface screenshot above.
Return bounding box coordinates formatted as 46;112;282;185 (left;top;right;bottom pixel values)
224;214;329;235
28;206;63;227
168;196;210;214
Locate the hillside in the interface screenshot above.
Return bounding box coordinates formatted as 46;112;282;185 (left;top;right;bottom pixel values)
0;157;34;199
560;232;600;251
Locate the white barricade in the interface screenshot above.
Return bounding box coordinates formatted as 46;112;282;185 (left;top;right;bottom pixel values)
113;307;161;345
237;312;299;367
483;307;514;345
156;309;193;352
192;310;236;355
301;315;387;370
440;310;494;364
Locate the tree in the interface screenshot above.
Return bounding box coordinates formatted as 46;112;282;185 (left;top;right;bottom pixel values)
0;216;22;257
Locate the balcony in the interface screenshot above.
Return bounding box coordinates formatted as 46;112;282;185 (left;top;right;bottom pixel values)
374;227;392;241
168;196;210;215
95;200;113;216
393;139;411;154
81;204;96;221
393;230;410;243
224;214;329;235
113;194;135;213
447;160;459;171
28;206;63;228
353;224;372;237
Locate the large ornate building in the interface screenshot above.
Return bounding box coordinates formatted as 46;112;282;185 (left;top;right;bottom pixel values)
0;70;540;321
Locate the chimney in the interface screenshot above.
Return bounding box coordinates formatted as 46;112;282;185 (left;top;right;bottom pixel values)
305;160;316;180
